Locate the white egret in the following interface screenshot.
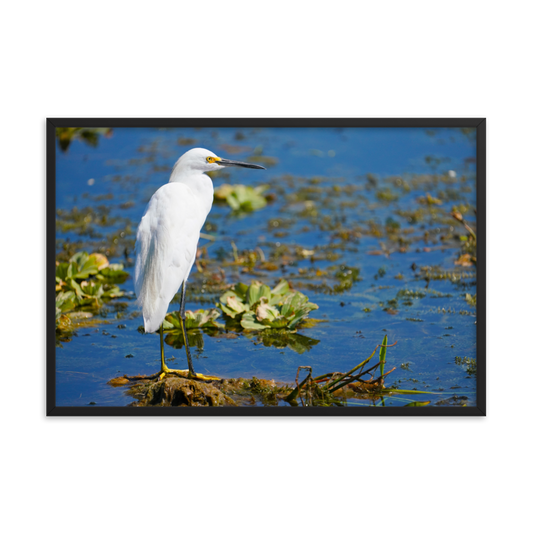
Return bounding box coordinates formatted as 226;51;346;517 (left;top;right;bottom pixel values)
134;147;265;380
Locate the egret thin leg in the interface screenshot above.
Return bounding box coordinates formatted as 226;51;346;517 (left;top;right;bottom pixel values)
180;281;187;319
160;324;169;374
179;281;196;378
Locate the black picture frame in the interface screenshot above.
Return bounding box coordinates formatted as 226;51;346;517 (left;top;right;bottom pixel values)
47;118;486;416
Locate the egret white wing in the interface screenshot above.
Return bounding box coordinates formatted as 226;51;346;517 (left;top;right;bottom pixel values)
134;183;205;333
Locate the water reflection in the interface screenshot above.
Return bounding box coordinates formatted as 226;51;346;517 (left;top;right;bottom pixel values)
244;329;319;354
164;328;222;352
164;327;319;355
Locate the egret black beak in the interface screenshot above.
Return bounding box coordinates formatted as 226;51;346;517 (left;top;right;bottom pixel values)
217;158;265;170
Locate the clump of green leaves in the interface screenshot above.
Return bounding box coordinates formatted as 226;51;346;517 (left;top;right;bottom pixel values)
455;356;477;376
217;279;319;330
55;252;128;328
163;309;224;331
214;184;268;212
333;265;361;292
158;309;225;351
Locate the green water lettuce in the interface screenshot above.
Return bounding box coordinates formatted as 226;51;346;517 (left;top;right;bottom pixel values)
163;309;224;331
217;279;318;331
214;184;268;212
55;252;129;327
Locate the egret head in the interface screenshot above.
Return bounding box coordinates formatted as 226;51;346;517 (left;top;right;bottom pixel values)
172;147;265;175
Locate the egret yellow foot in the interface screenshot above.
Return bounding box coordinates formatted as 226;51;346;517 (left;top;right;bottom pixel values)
157;367;221;382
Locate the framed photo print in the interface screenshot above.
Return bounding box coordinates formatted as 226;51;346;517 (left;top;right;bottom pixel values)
47;118;486;416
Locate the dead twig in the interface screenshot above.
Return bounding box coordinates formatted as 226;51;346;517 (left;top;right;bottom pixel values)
379;340;398;348
328;361;385;393
451;211;476;241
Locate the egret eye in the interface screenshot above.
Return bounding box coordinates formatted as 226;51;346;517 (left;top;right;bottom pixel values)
206;157;214;163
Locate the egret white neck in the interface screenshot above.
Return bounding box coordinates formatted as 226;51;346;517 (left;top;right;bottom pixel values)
168;168;214;219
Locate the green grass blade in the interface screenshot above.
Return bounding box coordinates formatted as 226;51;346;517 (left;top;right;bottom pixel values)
404;401;431;407
379;334;387;384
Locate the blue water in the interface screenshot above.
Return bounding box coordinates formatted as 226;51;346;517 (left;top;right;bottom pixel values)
55;126;477;407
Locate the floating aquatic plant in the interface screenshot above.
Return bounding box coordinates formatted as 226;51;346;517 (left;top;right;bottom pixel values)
55;252;128;329
157;309;224;351
217;279;319;331
136;308;223;334
454;356;477;376
163;308;224;331
214;184;269;212
299;265;361;295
